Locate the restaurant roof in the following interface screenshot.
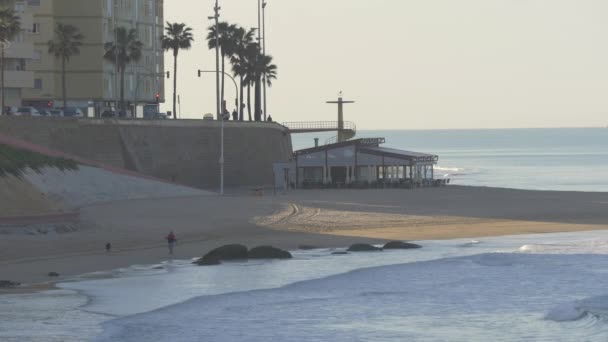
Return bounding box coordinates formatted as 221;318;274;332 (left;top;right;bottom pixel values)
295;138;385;156
295;138;438;163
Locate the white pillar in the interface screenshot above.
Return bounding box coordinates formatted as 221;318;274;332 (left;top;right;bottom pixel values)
322;166;326;184
346;166;351;184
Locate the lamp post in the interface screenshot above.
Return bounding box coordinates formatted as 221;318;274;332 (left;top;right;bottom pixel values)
209;0;223;195
262;1;267;121
113;0;119;113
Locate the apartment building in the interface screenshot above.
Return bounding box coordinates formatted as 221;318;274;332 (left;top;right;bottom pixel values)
1;0;35;108
22;0;164;116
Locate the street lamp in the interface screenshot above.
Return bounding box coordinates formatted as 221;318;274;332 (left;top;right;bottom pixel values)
209;0;223;195
113;0;119;113
197;69;238;110
262;1;268;121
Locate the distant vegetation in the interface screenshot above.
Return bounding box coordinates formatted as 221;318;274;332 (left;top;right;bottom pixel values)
0;144;78;178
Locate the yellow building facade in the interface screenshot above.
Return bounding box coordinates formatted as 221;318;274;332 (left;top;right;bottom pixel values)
22;0;164;116
1;0;35;108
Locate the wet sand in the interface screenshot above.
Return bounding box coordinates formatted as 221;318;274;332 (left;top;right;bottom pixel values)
1;186;607;288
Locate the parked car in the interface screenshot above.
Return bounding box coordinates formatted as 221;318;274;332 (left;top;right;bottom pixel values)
151;113;168;120
49;109;64;117
101;110;128;118
62;107;84;117
203;113;214;121
101;110;115;118
4;106;17;115
16;107;41;117
36;108;52;116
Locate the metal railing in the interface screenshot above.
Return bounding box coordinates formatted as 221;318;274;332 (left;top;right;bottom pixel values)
282;121;356;133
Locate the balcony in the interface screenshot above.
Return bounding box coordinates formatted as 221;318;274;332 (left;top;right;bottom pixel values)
4;70;34;88
4;42;34;59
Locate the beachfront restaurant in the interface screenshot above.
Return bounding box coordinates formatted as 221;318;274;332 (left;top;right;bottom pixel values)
294;138;439;188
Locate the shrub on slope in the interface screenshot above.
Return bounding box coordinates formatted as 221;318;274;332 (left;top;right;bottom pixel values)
0;144;78;178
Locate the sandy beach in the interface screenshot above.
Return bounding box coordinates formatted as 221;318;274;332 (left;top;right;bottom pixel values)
1;185;608;287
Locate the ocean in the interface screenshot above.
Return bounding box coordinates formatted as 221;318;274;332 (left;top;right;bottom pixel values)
291;127;608;192
3;231;608;341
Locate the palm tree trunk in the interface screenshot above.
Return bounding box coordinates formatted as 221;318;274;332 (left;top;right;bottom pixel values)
62;58;67;109
254;72;261;121
173;52;178;119
1;47;4;115
239;75;244;121
247;83;252;121
120;67;125;110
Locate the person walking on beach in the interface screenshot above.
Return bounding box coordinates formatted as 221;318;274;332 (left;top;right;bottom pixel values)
166;231;177;255
105;242;112;253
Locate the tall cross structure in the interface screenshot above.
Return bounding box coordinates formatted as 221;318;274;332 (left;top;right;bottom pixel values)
326;92;355;142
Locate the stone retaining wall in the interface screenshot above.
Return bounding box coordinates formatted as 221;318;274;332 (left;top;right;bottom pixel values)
0;117;293;189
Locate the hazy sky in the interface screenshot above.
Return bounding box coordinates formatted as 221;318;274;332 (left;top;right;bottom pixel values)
162;0;608;129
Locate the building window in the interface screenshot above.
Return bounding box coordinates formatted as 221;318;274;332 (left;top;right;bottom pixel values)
15;2;26;12
34;79;42;90
32;50;41;62
27;0;41;6
31;23;40;34
15;60;25;71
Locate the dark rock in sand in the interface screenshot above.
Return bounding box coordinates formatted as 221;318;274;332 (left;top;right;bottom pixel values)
47;272;60;277
203;244;249;261
347;243;382;252
331;251;349;255
193;244;249;266
0;280;20;288
383;241;422;250
248;246;292;259
298;244;318;250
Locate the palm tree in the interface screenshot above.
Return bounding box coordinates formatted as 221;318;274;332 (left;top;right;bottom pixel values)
103;27;143;111
48;23;84;109
230;26;255;120
254;54;277;121
0;8;20;114
207;22;237;113
161;22;193;119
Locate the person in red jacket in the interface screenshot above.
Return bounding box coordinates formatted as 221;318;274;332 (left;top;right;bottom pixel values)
166;231;177;255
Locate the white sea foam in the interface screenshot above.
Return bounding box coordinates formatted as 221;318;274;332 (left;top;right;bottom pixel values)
519;239;608;255
434;166;466;172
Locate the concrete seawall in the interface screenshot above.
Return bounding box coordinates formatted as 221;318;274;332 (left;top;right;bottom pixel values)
0;117;293;189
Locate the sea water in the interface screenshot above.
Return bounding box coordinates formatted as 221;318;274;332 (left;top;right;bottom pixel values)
291;128;608;192
4;231;608;341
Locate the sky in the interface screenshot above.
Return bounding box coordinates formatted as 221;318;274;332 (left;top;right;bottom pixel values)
162;0;608;130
